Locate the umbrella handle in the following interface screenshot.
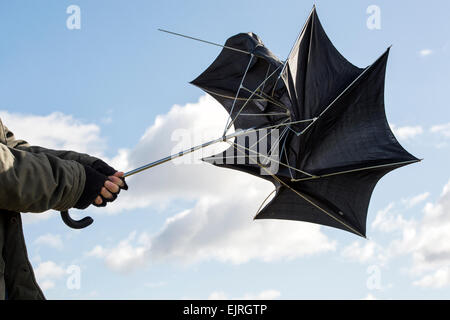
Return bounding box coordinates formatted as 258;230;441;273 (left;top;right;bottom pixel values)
60;210;93;229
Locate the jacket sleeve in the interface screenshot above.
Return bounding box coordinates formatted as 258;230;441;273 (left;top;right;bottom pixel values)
0;143;86;213
3;125;100;167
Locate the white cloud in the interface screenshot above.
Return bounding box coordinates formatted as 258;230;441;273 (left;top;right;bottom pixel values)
40;280;56;291
401;192;430;208
208;290;281;300
413;267;450;288
419;49;433;56
89;189;336;269
209;291;228;300
0;110;105;157
87;231;149;273
21;211;54;225
34;233;63;250
241;290;281;300
34;261;66;291
429;123;450;148
363;293;377;300
367;180;450;288
371;203;414;233
145;281;167;288
341;241;386;264
148;193;336;265
371;203;394;232
109;148;129;173
0;109;134;175
431;123;450;138
407;181;450;275
34;261;65;279
390;124;423;140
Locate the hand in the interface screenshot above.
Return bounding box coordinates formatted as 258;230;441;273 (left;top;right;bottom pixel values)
94;172;125;206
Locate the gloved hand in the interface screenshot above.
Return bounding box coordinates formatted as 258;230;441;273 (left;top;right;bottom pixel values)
91;159;128;191
90;159;128;207
74;160;128;209
74;165;108;209
91;159;117;176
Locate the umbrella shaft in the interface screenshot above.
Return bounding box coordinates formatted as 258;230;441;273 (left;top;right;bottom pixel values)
123;129;254;178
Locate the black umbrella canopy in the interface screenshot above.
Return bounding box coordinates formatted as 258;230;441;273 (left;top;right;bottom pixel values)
192;7;419;237
191;32;291;132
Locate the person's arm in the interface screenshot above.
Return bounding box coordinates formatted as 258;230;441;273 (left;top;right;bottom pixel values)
2;124;126;208
4;124;124;182
3;125;101;167
0;143;90;213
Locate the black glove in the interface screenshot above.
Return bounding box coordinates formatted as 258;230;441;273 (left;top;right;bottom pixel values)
91;159;116;176
91;159;128;191
74;165;108;209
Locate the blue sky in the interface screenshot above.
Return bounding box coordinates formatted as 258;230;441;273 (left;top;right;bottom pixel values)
1;0;450;299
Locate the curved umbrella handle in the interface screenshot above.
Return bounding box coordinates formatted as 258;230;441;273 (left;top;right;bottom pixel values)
60;210;93;229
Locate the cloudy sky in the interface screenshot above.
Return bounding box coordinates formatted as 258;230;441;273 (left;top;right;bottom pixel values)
1;0;450;299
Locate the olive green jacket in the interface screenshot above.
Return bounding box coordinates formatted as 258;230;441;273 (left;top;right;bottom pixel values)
0;117;98;299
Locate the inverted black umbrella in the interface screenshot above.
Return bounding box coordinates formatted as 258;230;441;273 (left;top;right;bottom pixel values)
62;6;419;237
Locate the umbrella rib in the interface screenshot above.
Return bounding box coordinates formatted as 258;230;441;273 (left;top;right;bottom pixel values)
200;88;267;102
244;120;290;166
287;125;302;136
271;71;282;98
260;126;289;166
284;146;294;180
249;119;289;151
281;5;316;74
269;4;317;98
257;90;290;111
290;159;422;182
226;65;283;132
203;155;258;160
226;140;315;177
241;86;290;111
269;126;289;157
226;119;314;134
239;112;288;116
300;48;388;136
123;120;312;178
279;129;289;157
222;123;288;168
254;189;277;218
254;119;315;132
158;28;252;55
318;65;371;119
229;140;365;238
201;86;289;112
223;54;255;135
260;64;271;93
198;81;290;111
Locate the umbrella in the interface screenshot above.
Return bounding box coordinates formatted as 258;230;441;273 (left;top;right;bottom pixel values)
62;6;419;237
